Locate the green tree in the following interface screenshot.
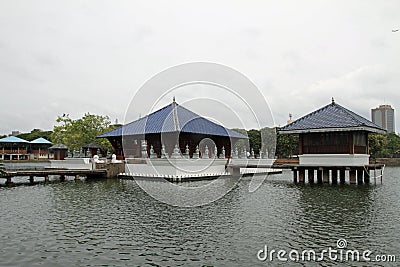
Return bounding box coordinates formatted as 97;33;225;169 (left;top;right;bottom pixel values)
368;133;400;158
386;132;400;157
247;129;261;154
276;132;299;158
51;113;115;152
17;130;53;142
261;127;277;155
368;133;387;158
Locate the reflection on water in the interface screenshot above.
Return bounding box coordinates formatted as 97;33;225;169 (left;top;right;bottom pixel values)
0;168;399;266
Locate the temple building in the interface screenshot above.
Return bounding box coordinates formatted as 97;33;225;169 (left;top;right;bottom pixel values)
0;136;29;160
98;99;248;159
279;98;385;184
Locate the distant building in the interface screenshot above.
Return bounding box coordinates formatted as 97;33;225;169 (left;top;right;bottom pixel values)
29;137;52;159
0;136;29;160
0;136;53;160
371;104;395;133
11;130;20;136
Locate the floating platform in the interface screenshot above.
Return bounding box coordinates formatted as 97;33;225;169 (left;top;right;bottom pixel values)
117;172;230;182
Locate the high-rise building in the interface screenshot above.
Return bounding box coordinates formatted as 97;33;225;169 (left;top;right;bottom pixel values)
371;104;395;133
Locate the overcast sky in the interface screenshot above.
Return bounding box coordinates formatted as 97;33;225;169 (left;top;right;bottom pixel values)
1;0;399;135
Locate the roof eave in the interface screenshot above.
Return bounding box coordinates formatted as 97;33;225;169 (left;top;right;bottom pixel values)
98;131;249;139
279;126;386;135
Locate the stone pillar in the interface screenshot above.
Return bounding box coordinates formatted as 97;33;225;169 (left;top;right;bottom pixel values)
227;166;240;176
340;169;346;184
364;168;370;184
331;169;338;184
299;168;305;183
323;169;329;183
293;168;298;183
308;169;314;184
349;169;357;184
357;168;364;185
317;169;323;184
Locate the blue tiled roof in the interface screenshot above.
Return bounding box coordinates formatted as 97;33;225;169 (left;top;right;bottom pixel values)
0;136;28;143
98;102;248;139
279;101;386;134
29;137;52;144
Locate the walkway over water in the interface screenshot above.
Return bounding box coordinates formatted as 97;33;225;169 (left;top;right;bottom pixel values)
1;169;107;185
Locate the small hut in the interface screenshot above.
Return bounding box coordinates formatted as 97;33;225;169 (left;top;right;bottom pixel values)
29;137;52;159
49;144;69;160
279;98;386;184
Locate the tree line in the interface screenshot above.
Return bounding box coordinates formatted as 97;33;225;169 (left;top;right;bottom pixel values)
3;114;399;159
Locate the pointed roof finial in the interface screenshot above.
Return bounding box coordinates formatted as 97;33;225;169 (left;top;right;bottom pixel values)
332;97;335;105
173;96;176;103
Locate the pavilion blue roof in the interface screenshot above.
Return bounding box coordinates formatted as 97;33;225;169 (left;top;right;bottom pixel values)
30;137;52;144
98;102;248;139
279;100;386;134
0;136;28;143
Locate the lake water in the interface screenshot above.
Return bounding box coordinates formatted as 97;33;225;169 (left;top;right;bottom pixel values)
0;168;399;266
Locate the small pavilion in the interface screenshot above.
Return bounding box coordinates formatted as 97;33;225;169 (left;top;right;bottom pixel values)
0;136;29;160
98;99;248;159
279;98;386;184
81;142;105;157
29;137;52;159
49;144;69;160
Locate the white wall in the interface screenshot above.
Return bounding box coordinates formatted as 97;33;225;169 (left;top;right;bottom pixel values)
299;154;370;166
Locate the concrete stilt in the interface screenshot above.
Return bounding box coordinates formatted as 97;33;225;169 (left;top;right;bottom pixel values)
308;169;315;184
75;175;80;181
293;169;298;183
6;176;13;185
331;169;338;184
357;168;363;185
60;174;66;182
299;168;305;183
44;175;49;182
364;168;370;184
29;176;34;183
349;169;357;184
323;169;329;183
317;169;323;184
340;169;346;184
